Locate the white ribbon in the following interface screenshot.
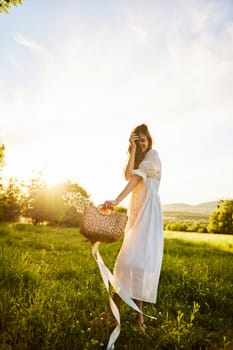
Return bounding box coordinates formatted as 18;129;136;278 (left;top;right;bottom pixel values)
92;242;157;349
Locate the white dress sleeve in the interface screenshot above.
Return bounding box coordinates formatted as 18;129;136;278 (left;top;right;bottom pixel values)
132;149;161;181
131;168;147;181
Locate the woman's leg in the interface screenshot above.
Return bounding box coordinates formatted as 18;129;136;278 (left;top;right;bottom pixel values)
133;299;146;333
106;293;121;318
112;293;121;309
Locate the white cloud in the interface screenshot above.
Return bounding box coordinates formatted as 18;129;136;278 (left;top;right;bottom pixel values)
15;34;46;54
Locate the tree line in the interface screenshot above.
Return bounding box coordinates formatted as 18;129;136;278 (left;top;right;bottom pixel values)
164;200;233;235
0;145;232;232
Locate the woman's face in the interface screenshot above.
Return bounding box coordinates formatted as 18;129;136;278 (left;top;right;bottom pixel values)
138;133;149;153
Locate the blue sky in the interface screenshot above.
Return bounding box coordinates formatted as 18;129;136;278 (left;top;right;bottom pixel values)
1;0;233;205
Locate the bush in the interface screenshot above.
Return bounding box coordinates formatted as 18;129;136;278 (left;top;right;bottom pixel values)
208;200;233;234
165;221;208;233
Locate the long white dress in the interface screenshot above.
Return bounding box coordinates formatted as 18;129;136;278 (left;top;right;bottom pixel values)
113;149;163;303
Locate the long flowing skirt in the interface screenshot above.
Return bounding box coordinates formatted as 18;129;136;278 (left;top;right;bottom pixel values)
113;179;163;303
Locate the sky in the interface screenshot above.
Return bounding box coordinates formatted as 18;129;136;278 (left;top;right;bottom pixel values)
0;0;233;206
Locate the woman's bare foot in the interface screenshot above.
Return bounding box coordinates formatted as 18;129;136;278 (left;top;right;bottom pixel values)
135;314;146;334
137;320;147;333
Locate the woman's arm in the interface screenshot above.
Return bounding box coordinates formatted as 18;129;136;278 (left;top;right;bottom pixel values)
124;133;139;180
104;175;141;208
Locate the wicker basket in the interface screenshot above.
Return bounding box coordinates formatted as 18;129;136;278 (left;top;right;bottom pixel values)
80;205;128;243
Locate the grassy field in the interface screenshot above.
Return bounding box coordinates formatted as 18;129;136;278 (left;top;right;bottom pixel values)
0;223;232;350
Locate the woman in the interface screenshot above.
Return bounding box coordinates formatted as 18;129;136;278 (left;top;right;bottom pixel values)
95;124;163;332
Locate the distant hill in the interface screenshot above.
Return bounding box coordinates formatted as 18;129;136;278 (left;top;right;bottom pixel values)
162;201;219;215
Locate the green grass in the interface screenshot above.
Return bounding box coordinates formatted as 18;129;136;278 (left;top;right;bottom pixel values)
165;231;233;253
0;223;232;350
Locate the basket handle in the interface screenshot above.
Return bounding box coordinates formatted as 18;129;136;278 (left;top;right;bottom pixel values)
97;204;113;215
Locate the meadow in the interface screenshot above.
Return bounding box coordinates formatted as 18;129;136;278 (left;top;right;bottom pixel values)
0;223;232;350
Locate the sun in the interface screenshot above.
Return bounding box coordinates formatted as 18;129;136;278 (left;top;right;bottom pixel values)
41;163;70;186
3;143;74;187
3;138;126;206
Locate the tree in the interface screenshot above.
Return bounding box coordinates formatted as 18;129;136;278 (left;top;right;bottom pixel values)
55;180;91;226
0;178;22;222
0;0;23;13
22;175;48;224
0;144;5;168
208;200;233;234
23;177;91;226
0;145;5;193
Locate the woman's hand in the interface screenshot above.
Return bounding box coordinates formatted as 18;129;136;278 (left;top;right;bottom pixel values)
129;132;139;149
103;199;119;209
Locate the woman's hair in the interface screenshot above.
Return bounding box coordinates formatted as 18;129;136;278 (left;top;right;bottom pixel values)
128;123;153;169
